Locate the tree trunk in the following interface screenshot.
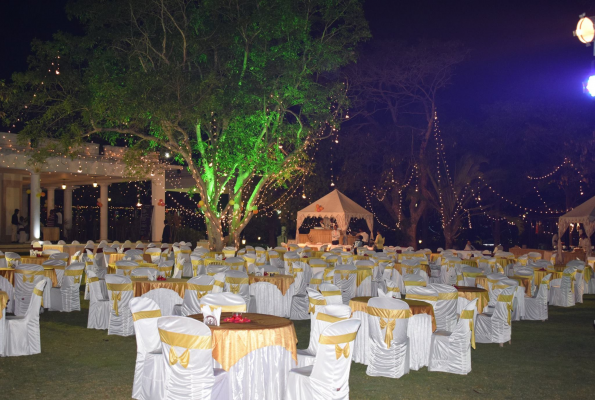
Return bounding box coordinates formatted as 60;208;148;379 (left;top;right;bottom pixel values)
444;226;455;249
406;223;418;250
206;218;224;251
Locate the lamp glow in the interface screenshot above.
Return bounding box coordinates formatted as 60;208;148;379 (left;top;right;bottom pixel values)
585;75;595;96
61;184;66;190
92;181;98;188
242;239;246;245
575;16;595;44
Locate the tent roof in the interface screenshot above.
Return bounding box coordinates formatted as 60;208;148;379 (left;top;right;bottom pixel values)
559;195;595;222
297;189;372;217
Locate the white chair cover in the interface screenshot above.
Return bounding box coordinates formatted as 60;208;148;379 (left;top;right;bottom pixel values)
250;274;293;317
87;271;110;330
49;262;84;312
319;283;343;305
461;266;483;287
285;319;361;400
5;252;21;268
130;297;165;400
297;304;351;367
145;247;163;264
524;273;551;321
179;275;215;316
224;270;255;313
403;273;426;294
200;292;247;312
500;278;525;321
116;260;140;276
14;264;49;316
308;258;328;277
131;267;159;281
4;280;46;356
290;262;310;320
43;259;67;287
0;275;14;314
105;274;135;336
428;283;459;330
365;297;410;378
157;316;229;399
309;271;324;291
428;299;478;375
475;286;515;345
124;249;145;261
141;288;183;316
334;264;357;304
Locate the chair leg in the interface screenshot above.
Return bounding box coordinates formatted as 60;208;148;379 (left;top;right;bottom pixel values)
509;340;512;345
499;343;504;348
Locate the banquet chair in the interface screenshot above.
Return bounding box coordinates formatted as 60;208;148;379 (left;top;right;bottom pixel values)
211;272;226;293
225;256;246;272
87;271;109;330
49;262;85;312
309;258;328;276
290;262;310;320
135;243;147;251
131;267;159;281
124;249;144;261
116;260;140;276
4;280;47;356
340;251;354;264
222;246;237;258
334;264;357;304
306;287;327;316
49;251;70;265
475;285;515;346
105;274;135;336
514;267;535;295
0;275;14;314
429;283;459;330
499;278;525;321
157;316;229;399
141;288;183;316
319;282;343;305
157;260;174;278
569;262;586;303
5;252;21;268
284;251;300;274
297;304;351;367
145;247;162;264
285;319;361;400
428;299;478;375
242;253;257;274
486;272;507;306
405;286;438;308
200;292;246;313
129;298;165;400
324;255;340;269
523;273;551;321
549;266;577;307
224;270;255;312
390;268;406;293
206;264;229;277
461;267;483;287
250;270;292;317
43;259;67;287
403;273;426;294
309;271;324;291
371;261;390;295
365;297;410;379
384;280;401;298
190;254;206;276
176;275;215;316
14;264;48;316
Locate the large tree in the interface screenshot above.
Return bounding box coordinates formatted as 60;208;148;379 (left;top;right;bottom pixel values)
1;0;370;250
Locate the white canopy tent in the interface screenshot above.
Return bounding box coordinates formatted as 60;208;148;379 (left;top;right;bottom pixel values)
295;189;373;240
557;195;595;261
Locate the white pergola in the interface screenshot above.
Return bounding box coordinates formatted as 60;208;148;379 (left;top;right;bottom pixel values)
0;132;182;242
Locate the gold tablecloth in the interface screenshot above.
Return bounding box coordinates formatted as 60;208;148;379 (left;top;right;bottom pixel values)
0;290;8;319
496;258;515;268
108;262;158;275
355;267;373;287
249;274;295;295
107;253;152;264
510;276;532;296
0;267;58;287
394;263;431;277
132;278;188;298
43;244;86;258
460;259;478;267
189;312;298;371
21;256;50;265
456;286;489;313
348;296;436;332
533;270;562;286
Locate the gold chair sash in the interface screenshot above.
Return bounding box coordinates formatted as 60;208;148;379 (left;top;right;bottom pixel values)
438;292;458;300
187;284;213;300
316;312;348;324
367;306;411;348
404;280;426;286
406;294;438;302
292;267;303;278
308;297;327;313
158;329;212;368
207;304;247;312
33;287;44;306
321;290;341;297
460;309;475;349
310;278;322;285
319;332;357;360
88;276;99;283
462;272;483;278
563;272;576;293
497;294;514;325
337;270;356;280
213;280;224;289
132;309;162;321
15;269;44;283
541;279;550;289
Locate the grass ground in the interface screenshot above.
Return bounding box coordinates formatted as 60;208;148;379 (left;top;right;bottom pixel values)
1;295;594;400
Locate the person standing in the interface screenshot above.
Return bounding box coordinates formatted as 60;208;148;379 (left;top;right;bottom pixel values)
552;233;559;250
55;208;63;239
374;231;385;252
331;225;340;245
11;209;19;243
579;233;591;257
358;228;369;245
161;220;171;243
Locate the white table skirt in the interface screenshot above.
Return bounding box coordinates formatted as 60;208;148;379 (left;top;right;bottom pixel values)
250;283;295;318
352;310;369;365
213;345;296;400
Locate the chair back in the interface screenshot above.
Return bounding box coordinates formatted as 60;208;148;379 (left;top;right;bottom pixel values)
405;286;438;307
141;288;183;316
309;271;324;291
124;249;144;261
225;257;245;271
494;285;516;325
157;260;174;278
200;292;247;312
309;304;351;357
367;297;410;349
384;280;401;298
455;298;478;349
87;271;107;302
403;273;426;292
334;264;357;303
145;247;163;263
130;297;162;353
131;267;159;281
49;252;70;263
14;264;45;293
116;260;140;276
182;275;215;316
26;280;47;319
5;252;21;268
428;283;458;330
105;274;134;318
319;282;343;305
62;262;85;288
224;270;250;306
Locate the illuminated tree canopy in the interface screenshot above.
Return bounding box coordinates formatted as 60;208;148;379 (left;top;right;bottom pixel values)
2;0;370;249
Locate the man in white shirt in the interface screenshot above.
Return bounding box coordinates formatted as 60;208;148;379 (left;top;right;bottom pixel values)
55;208;63;239
358;228;369;245
331;225;340;245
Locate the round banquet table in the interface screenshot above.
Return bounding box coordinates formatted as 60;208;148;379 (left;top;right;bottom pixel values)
20;256;50;265
348;296;436;366
533;269;563;286
189;312;298;400
108;262;158;275
106;252;153;266
131;277;188;298
248;274;295;317
455;286;489;313
0;267;58;287
510;276;532;297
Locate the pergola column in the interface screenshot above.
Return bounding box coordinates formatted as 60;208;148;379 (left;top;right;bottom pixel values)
64;187;73;239
30;172;41;240
100;184;109;241
46;187;55;217
152;173;166;242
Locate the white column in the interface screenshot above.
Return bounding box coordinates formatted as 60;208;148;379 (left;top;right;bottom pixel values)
46;187;55;218
30;172;41;240
100;184;109;241
152;173;166;242
64;188;73;239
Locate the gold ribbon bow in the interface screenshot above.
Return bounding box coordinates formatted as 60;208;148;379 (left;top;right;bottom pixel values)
74;276;81;284
308;297;326;313
335;343;350;360
340;272;351;280
541;279;550;289
111;291;122;316
563;272;576;293
168;347;191;368
230;284;240;294
33;287;44;307
379;318;396;348
460;309;475;349
23;275;35;283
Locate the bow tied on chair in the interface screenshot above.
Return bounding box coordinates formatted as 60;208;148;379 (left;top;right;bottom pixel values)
340;271;351;281
74;276;81;284
230;284;240;294
196;291;208;300
335;343;350;360
168;347;191;368
379;318;396;348
111;291;122;316
215;254;223;261
23;275;35;283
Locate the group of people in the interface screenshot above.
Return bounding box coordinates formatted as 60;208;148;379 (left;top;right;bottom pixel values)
10;209;29;243
329;224;384;251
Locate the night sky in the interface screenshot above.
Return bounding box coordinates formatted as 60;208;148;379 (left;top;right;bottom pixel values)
1;0;594;119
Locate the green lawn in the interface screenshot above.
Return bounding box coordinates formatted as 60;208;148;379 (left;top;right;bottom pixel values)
1;295;594;400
